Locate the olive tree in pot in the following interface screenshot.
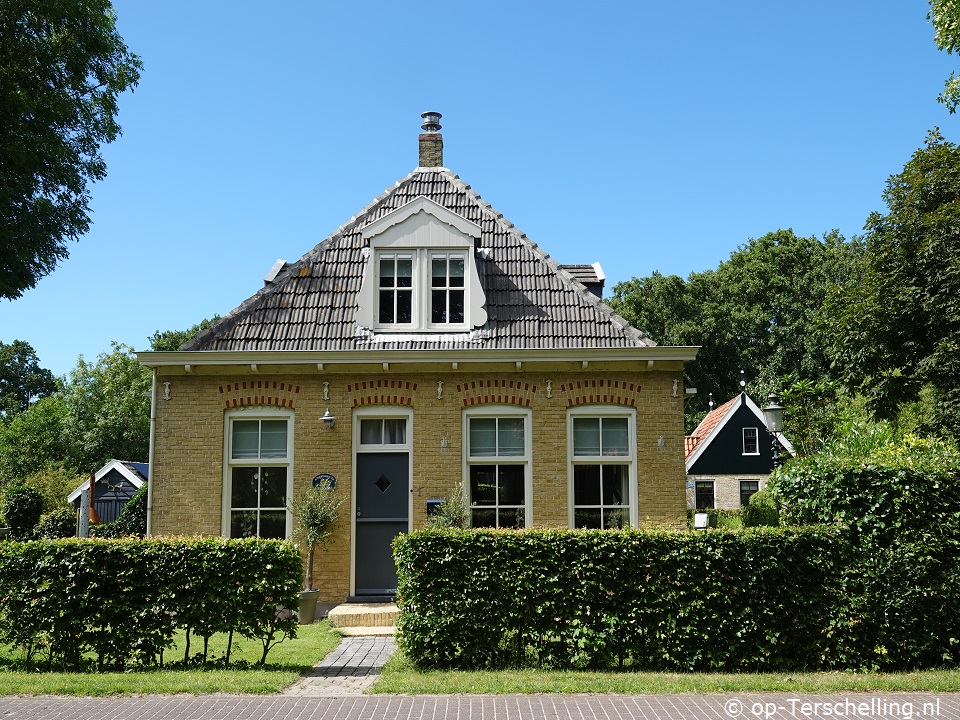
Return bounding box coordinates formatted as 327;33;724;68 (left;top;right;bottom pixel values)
290;482;343;624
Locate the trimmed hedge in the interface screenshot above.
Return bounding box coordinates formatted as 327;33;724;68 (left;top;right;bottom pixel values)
0;537;302;670
394;527;850;671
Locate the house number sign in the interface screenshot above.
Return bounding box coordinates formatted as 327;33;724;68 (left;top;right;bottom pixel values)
312;473;337;490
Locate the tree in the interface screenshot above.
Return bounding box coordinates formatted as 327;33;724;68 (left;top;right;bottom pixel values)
609;230;861;429
825;131;960;438
148;316;221;351
0;0;141;299
930;1;960;113
0;395;70;482
0;340;58;418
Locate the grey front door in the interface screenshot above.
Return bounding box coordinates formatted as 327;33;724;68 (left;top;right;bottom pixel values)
355;452;409;595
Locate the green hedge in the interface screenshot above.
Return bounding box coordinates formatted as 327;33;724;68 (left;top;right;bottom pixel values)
394;527;851;671
0;537;302;670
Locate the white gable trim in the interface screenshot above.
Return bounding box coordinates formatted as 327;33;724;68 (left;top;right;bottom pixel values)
361;196;480;241
68;459;146;503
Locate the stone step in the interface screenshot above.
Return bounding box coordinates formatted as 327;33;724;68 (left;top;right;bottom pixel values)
327;602;399;630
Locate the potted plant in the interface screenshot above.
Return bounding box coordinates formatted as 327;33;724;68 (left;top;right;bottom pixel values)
290;481;343;624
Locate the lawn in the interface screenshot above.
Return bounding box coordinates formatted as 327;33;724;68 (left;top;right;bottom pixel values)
372;649;960;695
0;621;342;696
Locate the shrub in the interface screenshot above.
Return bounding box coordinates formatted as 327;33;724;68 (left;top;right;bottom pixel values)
425;483;470;529
34;507;76;538
742;490;779;527
1;485;43;539
89;483;148;538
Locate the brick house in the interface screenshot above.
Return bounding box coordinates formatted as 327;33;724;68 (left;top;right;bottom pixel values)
684;391;793;511
137;114;698;601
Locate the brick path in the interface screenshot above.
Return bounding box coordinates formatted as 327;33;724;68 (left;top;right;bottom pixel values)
282;635;395;696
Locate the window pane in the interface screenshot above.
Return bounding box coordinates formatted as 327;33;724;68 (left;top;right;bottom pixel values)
260;467;287;507
379;256;395;287
601;465;628;505
432;289;446;323
573;464;601;505
498;418;525;456
432;256;446;287
231;467;259;508
360;419;382;445
740;480;759;507
603;508;629;529
396;256;413;288
260;420;288;458
743;428;759;454
231;510;258;538
469;418;497;456
575;508;602;529
259;511;286;539
498;465;525;505
573;417;601;456
232;420;260;459
383;418;406;444
449;290;464;323
502;506;525;529
378;290;394;323
396;290;412;323
695;481;714;510
449;256;464;287
470;465;497;505
601;418;629;456
471;508;496;528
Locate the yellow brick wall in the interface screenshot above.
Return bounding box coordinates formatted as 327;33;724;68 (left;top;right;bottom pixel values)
686;474;769;510
151;365;689;602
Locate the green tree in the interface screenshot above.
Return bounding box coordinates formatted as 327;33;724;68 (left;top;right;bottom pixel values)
930;1;960;112
0;395;70;482
0;340;59;418
0;0;141;298
148;316;221;351
825;131;960;438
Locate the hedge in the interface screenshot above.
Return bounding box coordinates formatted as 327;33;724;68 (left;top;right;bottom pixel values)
0;537;302;670
394;527;852;671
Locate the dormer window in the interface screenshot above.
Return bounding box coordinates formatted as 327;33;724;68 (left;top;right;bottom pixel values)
357;197;487;333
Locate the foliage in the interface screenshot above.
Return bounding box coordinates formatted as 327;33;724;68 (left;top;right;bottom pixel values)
608;230;861;430
1;484;43;539
0;340;58;419
741;490;779;528
395;527;849;672
290;483;343;590
0;396;70;482
425;483;470;529
824;132;960;440
0;538;301;670
148;316;221;351
89;483;147;538
34;507;76;538
21;464;81;515
0;0;141;298
60;342;150;473
768;428;960;544
930;1;960;112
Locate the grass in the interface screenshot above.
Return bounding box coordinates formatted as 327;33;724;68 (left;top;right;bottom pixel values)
0;621;342;696
372;649;960;695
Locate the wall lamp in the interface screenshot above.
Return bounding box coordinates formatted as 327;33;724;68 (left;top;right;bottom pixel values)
761;393;785;468
320;408;337;429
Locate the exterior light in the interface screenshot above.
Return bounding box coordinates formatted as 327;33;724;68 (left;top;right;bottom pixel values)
762;392;785;468
320;408;337;429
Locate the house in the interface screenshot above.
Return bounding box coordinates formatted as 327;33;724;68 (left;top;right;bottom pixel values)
68;460;148;524
684;391;793;510
137;113;699;601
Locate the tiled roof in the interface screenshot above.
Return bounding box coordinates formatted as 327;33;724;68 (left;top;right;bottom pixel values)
684;395;738;460
184;169;654;352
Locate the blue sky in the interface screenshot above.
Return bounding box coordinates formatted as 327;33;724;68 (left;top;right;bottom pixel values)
2;1;955;378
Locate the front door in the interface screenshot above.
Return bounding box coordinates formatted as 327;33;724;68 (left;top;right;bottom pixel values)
354;416;410;596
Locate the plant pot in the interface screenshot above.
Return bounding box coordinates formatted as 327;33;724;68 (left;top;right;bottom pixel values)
298;589;321;625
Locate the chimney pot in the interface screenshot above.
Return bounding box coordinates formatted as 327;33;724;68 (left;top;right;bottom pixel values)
418;111;443;167
420;111;442;132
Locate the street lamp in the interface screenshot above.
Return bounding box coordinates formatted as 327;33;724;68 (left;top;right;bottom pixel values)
762;393;785;468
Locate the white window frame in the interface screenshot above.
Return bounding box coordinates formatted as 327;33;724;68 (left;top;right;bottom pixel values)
373;248;471;331
222;408;294;539
463;406;533;528
695;480;715;510
742;427;760;455
376;252;415;327
566;406;637;529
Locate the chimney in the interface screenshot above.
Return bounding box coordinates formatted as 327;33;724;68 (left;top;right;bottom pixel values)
419;111;443;167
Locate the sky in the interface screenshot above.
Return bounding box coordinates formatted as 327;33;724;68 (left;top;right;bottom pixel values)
2;1;957;379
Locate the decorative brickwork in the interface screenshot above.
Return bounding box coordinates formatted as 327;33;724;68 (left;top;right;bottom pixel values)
560;378;642;407
456;378;538;407
218;380;300;408
347;378;418;406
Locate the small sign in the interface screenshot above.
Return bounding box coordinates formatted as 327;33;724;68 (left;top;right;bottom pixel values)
685;481;695;489
312;473;336;490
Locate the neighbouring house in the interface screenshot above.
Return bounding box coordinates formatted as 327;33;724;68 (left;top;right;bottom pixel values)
68;460;148;525
137;113;699;601
684;392;793;511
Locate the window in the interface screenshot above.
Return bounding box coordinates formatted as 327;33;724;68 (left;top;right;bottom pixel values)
465;411;530;528
742;427;759;455
695;481;715;510
378;253;413;324
431;253;465;324
225;413;292;539
569;410;636;529
740;480;760;507
360;417;407;445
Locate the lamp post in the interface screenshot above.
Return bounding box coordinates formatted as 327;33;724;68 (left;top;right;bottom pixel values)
762;392;785;469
